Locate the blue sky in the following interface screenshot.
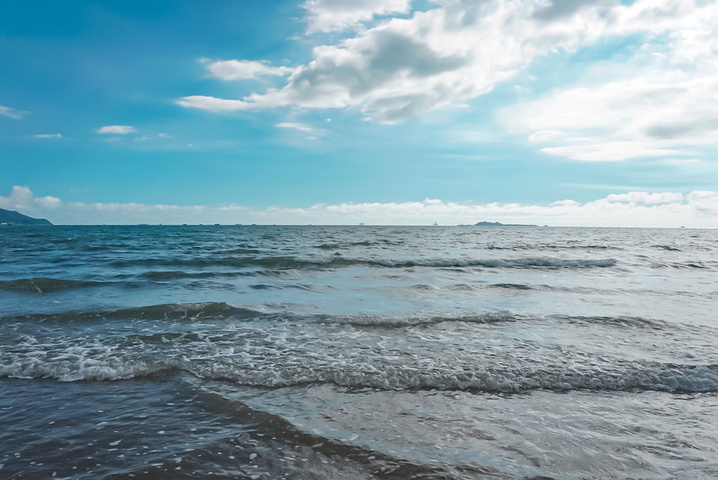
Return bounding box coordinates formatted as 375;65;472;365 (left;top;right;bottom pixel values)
1;0;716;226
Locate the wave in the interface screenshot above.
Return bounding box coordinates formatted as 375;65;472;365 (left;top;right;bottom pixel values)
652;244;681;252
3;302;262;324
140;270;257;280
550;314;670;329
1;303;518;329
0;277;108;294
224;247;262;254
1;304;712;392
313;239;407;250
221;363;718;394
486;244;623;251
373;257;617;269
657;261;718;270
405;313;668;330
2;353;714;394
111;257;254;269
140;270;203;280
328;311;519;328
486;282;601;294
491;283;534;290
4;302;705;394
314;243;342;250
2;302;674;332
0;354;174;382
103;302;259;321
110;255;618;271
249;283;316;291
643;260;718;271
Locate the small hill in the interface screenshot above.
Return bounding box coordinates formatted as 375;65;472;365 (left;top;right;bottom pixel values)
0;208;53;225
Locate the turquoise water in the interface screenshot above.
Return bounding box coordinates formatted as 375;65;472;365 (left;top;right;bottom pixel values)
1;225;717;479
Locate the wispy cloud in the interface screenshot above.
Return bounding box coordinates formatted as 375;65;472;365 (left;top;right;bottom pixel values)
0;104;29;119
3;186;716;228
275;122;328;137
97;125;136;134
276;122;313;132
34;133;63;139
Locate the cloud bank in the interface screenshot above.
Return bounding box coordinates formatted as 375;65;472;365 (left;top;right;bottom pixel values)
3;186;716;228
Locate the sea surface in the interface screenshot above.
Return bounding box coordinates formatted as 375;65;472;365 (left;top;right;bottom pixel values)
1;225;716;479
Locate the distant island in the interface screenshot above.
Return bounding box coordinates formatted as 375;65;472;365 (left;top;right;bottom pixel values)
474;221;537;227
0;208;53;225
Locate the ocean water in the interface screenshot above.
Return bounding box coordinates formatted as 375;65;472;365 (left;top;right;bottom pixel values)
0;225;716;479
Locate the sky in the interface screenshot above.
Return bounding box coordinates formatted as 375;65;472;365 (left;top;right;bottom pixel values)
1;0;716;226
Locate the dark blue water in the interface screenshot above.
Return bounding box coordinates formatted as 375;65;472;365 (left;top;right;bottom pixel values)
1;225;717;479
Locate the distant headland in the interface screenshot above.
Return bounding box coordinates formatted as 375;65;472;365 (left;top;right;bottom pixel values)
0;208;53;225
474;221;537;227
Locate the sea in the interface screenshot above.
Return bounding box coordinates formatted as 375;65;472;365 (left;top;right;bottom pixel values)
0;225;716;479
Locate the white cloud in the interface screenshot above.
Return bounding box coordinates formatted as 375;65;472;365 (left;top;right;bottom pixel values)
303;0;412;33
0;104;29;119
178;0;718;175
3;186;716;228
175;96;252;113
0;186;61;213
181;0;623;123
606;192;685;204
36;196;62;209
503;71;718;162
501;0;718;161
97;125;136;134
276;122;313;132
202;59;293;81
34;133;62;139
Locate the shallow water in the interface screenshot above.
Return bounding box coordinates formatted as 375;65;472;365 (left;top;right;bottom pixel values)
1;225;716;479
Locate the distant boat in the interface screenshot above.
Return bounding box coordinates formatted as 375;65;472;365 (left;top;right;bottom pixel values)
359;222;365;226
433;222;438;226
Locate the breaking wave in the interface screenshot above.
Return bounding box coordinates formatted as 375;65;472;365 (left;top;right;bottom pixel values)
2;304;713;393
2;351;714;394
1;302;676;331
